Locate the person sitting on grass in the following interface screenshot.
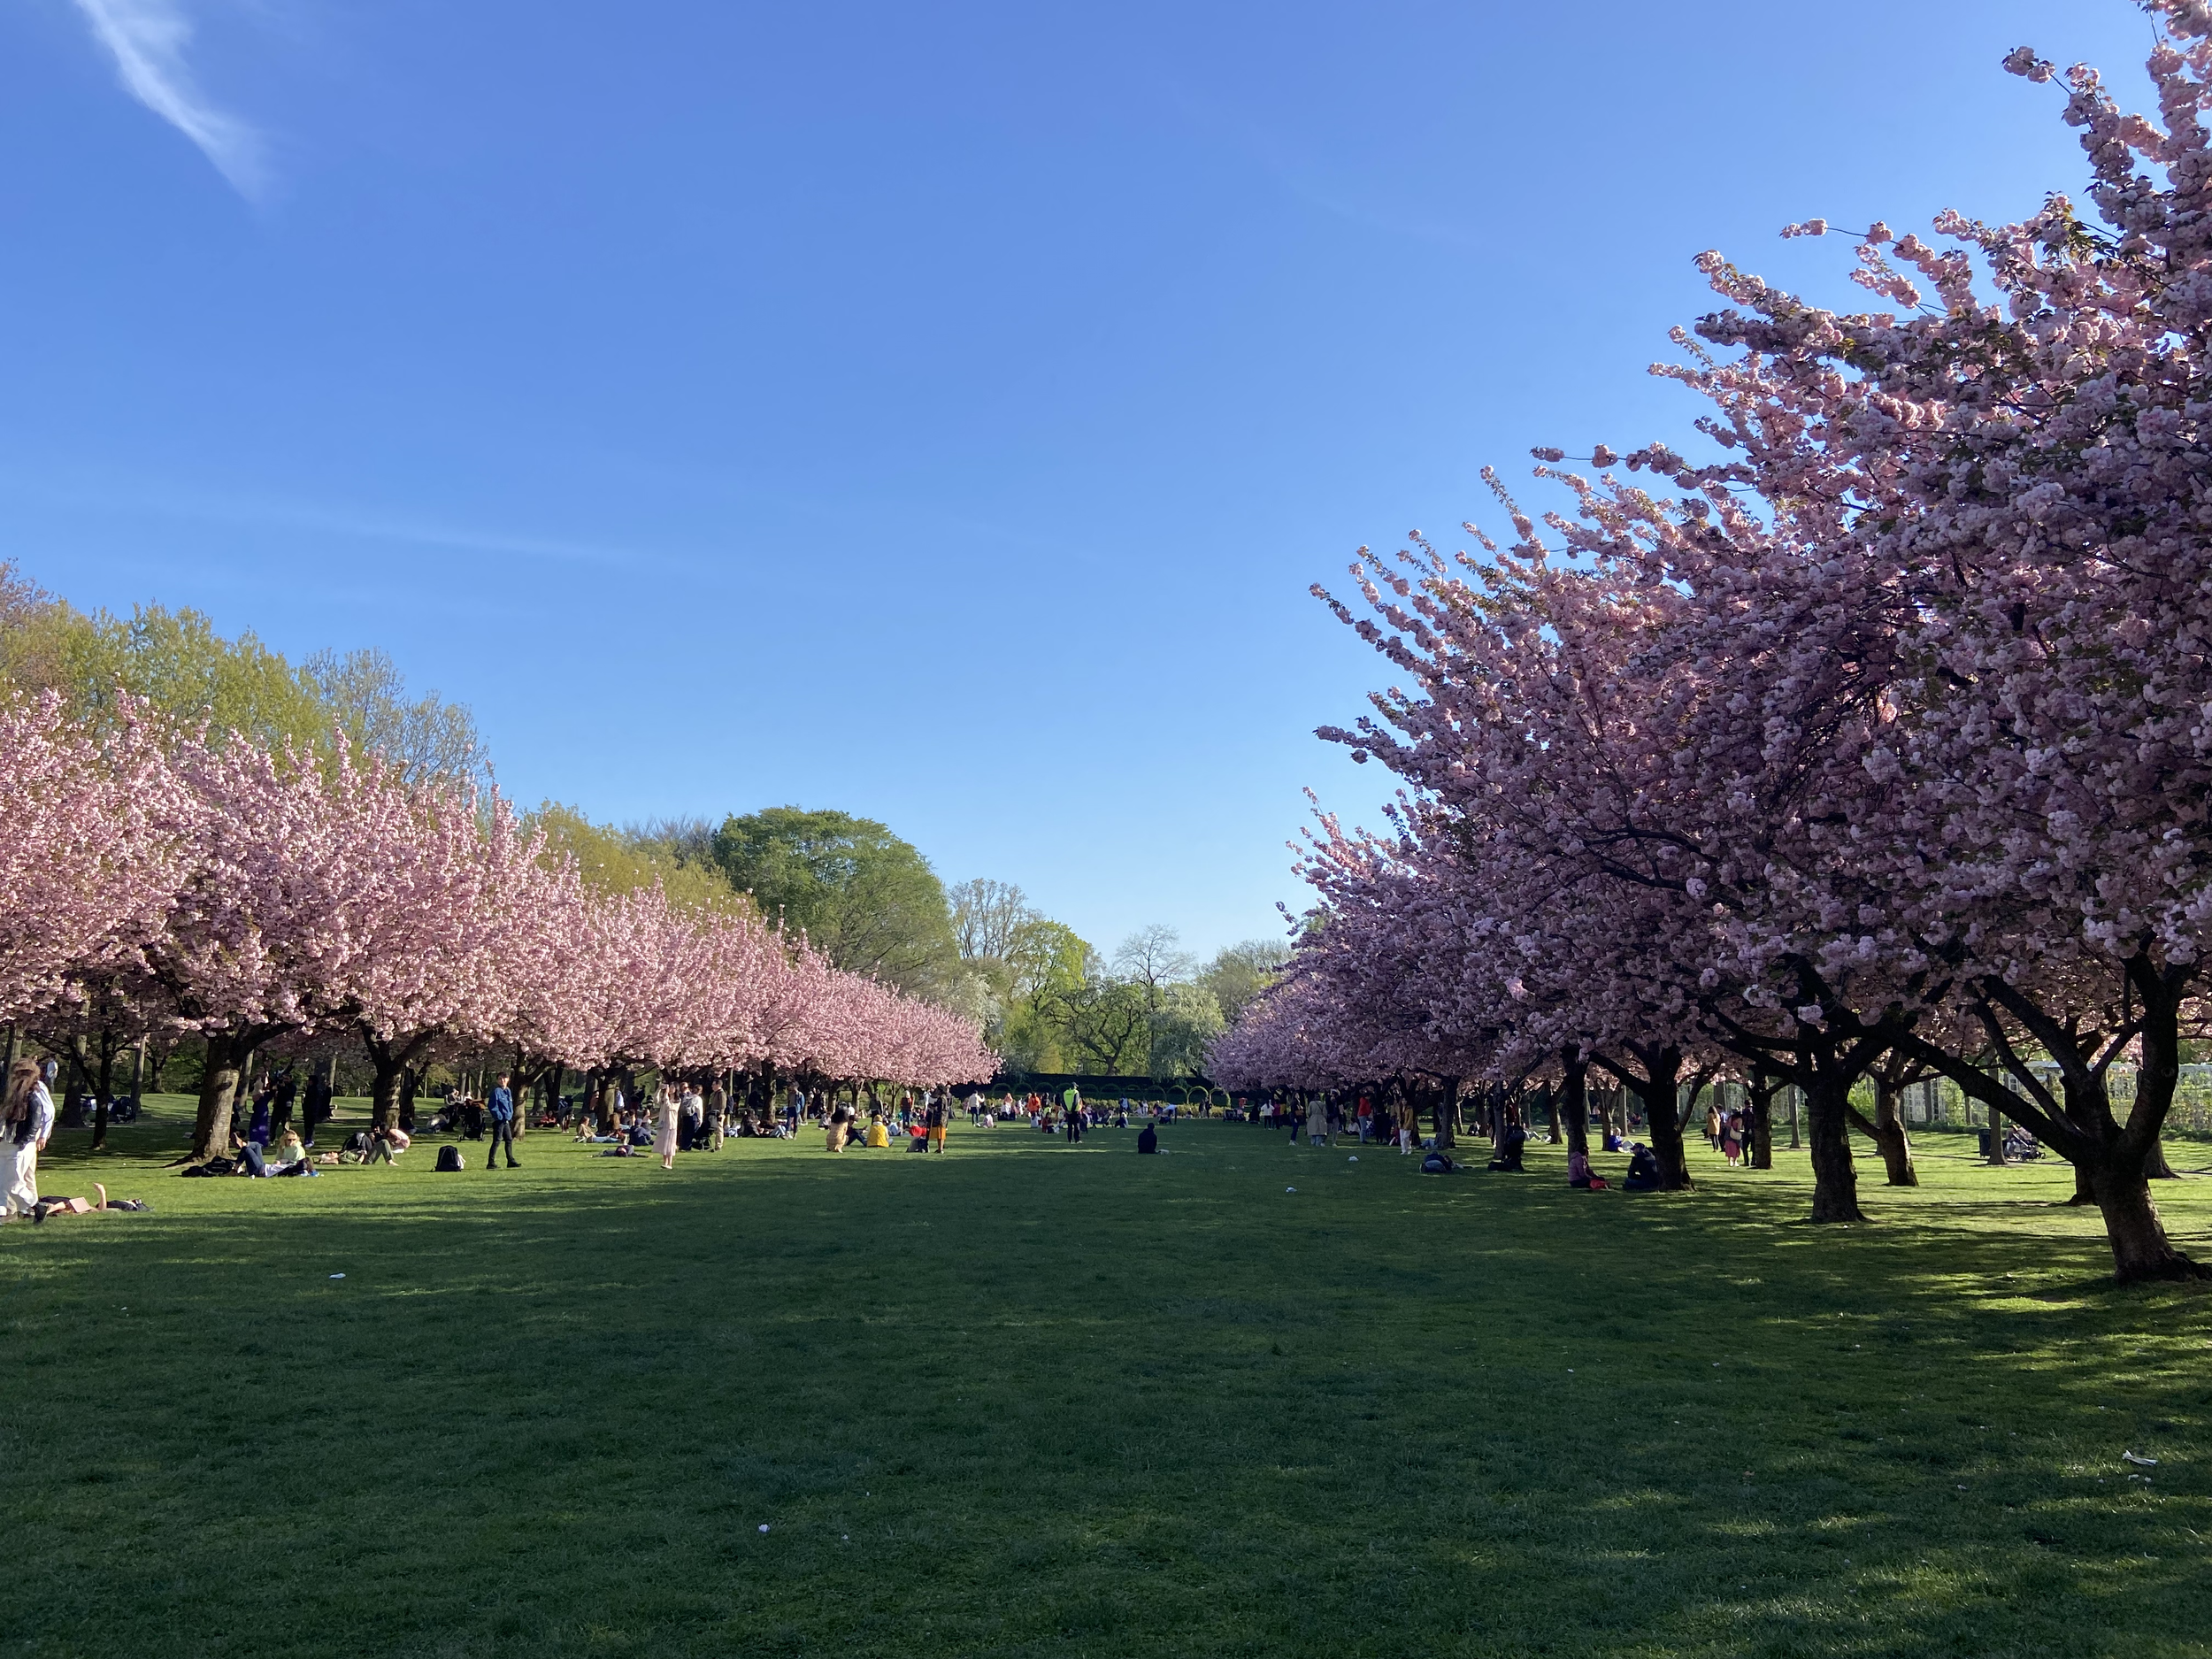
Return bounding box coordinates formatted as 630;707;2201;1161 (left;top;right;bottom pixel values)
1137;1123;1158;1154
1566;1148;1607;1190
1622;1142;1662;1192
1486;1113;1527;1172
363;1122;406;1165
267;1130;316;1175
865;1113;889;1148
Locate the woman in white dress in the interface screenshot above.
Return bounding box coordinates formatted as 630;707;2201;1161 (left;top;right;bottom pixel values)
653;1083;680;1170
1;1059;56;1219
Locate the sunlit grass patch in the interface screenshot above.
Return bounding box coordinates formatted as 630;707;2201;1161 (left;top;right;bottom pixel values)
0;1100;2207;1655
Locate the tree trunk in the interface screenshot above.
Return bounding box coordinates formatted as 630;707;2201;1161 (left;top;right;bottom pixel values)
1804;1073;1866;1223
1746;1077;1775;1171
1645;1099;1691;1189
1433;1076;1457;1149
189;1033;244;1162
90;1036;116;1151
2091;1162;2206;1283
1628;1049;1691;1191
1559;1048;1589;1161
1985;1094;2010;1166
1855;1081;1918;1187
367;1039;404;1131
1619;1053;1699;1194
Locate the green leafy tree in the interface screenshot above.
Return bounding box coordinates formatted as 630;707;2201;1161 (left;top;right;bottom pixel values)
39;603;326;749
710;807;958;996
0;564;484;787
301;648;488;788
1196;939;1291;1030
1146;981;1225;1079
1062;979;1152;1073
996;919;1098;1071
531;805;754;918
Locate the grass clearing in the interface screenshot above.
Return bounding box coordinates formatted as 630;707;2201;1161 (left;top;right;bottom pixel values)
4;1100;2210;1657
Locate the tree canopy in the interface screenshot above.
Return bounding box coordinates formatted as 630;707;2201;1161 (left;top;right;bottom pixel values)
710;807;960;997
0;562;486;788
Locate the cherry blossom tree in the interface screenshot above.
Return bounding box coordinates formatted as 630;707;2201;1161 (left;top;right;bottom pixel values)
1223;2;2212;1279
0;694;186;1032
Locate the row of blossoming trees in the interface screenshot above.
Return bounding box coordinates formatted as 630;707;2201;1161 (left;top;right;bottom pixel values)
4;695;990;1162
1214;7;2212;1284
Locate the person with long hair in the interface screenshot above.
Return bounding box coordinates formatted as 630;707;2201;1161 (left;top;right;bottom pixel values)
653;1081;680;1170
2;1058;57;1220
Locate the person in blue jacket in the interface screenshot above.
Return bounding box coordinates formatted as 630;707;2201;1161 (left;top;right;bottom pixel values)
485;1074;520;1170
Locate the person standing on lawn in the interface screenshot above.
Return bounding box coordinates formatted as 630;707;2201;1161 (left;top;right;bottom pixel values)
926;1090;949;1153
303;1068;331;1147
485;1073;520;1170
1;1059;55;1220
654;1083;680;1170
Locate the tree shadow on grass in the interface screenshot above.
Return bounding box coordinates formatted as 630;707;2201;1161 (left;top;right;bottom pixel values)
1;1125;2208;1658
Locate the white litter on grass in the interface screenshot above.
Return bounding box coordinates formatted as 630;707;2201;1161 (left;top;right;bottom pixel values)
758;1524;770;1533
2124;1451;2160;1466
1348;1156;1358;1163
1286;1187;1297;1194
329;1273;345;1279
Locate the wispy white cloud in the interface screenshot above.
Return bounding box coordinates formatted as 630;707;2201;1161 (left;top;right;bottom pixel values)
69;0;268;197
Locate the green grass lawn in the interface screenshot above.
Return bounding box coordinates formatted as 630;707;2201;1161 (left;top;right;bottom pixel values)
3;1100;2209;1658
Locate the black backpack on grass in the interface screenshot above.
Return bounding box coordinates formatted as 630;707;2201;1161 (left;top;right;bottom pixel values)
435;1145;465;1171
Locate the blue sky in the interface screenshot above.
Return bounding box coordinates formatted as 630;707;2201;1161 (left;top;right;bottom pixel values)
0;0;2157;960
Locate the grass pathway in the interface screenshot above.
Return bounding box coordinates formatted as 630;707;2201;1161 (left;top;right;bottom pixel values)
2;1101;2208;1657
